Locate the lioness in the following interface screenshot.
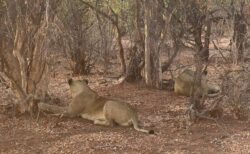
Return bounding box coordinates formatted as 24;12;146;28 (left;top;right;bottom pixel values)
174;69;220;97
38;79;154;134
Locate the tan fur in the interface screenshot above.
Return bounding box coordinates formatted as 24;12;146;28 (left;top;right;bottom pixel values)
38;79;154;134
174;69;220;97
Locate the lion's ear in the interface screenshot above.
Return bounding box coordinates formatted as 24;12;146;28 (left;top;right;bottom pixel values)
68;78;73;85
202;70;208;75
82;79;89;84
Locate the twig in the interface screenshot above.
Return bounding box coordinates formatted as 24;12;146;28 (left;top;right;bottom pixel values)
36;108;41;122
212;40;229;63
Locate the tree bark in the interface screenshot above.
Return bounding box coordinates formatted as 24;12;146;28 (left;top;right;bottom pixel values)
0;0;53;114
116;24;126;74
125;0;144;82
125;46;144;82
144;0;163;89
233;13;247;62
202;20;212;62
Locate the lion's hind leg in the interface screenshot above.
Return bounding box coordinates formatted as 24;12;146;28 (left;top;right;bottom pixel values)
94;119;114;126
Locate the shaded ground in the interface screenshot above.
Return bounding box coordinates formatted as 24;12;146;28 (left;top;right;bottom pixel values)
1;78;250;153
1;40;250;153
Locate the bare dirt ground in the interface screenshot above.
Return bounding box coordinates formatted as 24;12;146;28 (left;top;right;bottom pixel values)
1;49;250;154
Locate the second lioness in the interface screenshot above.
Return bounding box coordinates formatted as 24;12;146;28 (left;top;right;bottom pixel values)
174;69;220;97
39;79;154;134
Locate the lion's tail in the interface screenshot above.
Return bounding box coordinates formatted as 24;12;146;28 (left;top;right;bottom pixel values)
38;102;67;114
132;119;154;134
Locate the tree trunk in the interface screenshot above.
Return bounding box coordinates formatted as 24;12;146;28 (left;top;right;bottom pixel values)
161;0;183;73
233;13;247;62
202;20;212;62
144;0;163;89
125;0;144;82
96;12;109;74
125;46;143;82
116;25;126;75
0;0;54;115
191;20;205;111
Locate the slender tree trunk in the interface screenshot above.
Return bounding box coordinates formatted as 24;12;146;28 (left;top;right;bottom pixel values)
125;0;144;82
135;0;144;49
233;13;247;62
202;20;212;62
144;0;163;89
125;46;143;82
185;0;208;114
116;25;126;74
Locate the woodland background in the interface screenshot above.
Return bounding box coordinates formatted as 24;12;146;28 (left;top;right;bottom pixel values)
0;0;250;153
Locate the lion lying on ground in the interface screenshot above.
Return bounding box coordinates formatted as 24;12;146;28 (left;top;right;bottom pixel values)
174;69;220;97
38;79;154;134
